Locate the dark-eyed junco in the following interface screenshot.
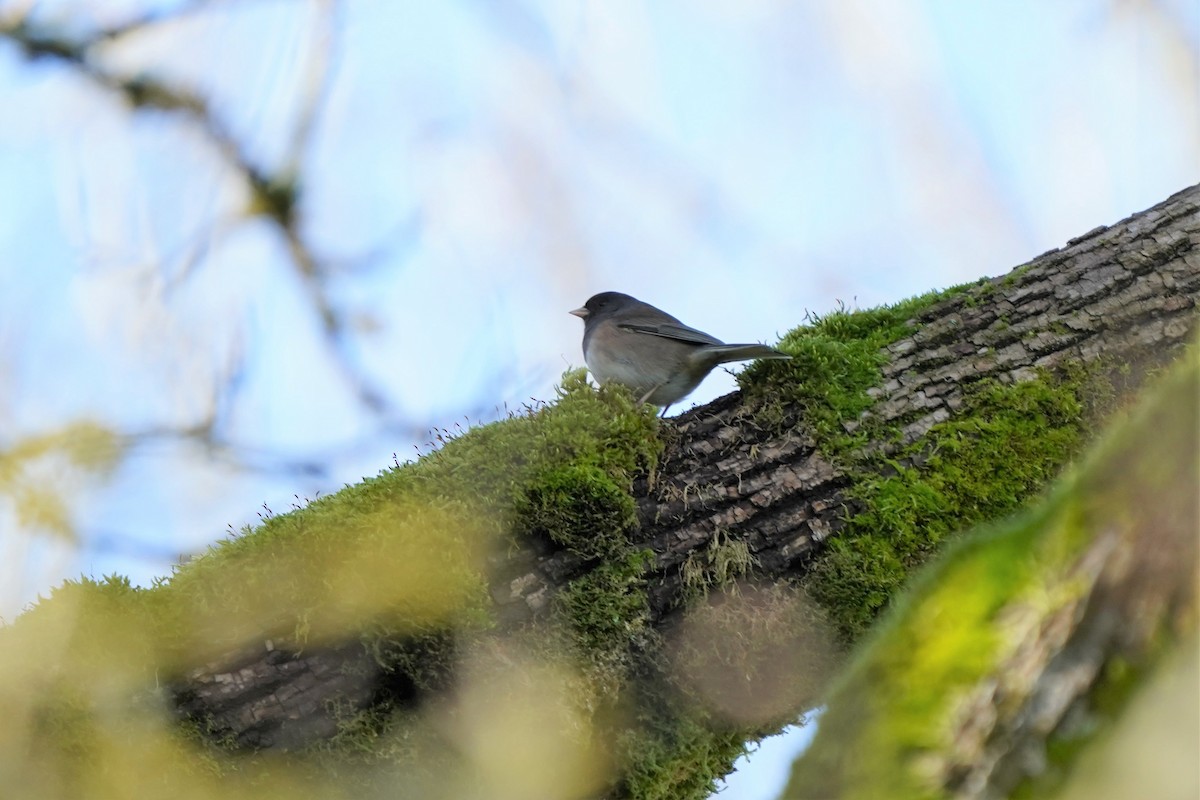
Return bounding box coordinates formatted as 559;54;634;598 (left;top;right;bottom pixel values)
570;291;791;414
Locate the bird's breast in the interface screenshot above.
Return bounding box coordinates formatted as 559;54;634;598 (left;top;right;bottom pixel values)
584;340;655;395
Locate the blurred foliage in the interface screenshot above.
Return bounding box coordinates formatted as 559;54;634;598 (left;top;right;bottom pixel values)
1052;636;1199;800
0;373;664;799
668;583;839;728
0;421;123;542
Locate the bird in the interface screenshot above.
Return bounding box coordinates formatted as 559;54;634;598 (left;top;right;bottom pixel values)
569;291;791;415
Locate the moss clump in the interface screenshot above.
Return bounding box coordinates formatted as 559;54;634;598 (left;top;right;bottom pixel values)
555;549;655;689
812;372;1087;640
517;462;637;560
617;698;751;800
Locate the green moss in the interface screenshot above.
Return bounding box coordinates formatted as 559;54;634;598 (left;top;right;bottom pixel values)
783;352;1199;800
740;291;954;448
556;549;655;687
733;275;1143;646
738;282;1097;642
960;278;995;307
618;701;750;800
1001;262;1034;286
517;462;637;560
812;372;1087;640
788;508;1052;800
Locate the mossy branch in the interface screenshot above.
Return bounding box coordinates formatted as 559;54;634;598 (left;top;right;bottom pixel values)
783;346;1198;800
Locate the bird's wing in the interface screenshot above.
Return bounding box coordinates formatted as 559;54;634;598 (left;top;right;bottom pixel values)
616;320;724;347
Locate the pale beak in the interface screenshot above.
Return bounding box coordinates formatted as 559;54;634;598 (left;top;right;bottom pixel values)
569;307;588;318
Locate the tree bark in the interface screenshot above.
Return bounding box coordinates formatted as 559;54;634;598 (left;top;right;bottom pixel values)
174;184;1200;753
782;314;1198;800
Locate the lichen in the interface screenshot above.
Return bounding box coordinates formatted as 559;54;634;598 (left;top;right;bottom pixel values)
680;528;756;599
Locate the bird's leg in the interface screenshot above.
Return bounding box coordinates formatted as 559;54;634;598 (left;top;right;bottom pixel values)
638;385;671;417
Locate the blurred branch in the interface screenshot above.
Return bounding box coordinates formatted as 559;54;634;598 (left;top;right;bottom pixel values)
0;0;409;423
0;421;123;543
0;2;532;597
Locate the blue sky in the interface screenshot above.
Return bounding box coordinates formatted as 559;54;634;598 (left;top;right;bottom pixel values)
1;1;1197;795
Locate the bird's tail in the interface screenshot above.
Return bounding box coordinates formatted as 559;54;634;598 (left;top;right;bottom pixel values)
700;343;791;366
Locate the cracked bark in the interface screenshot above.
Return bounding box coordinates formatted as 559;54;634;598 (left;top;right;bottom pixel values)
175;184;1200;755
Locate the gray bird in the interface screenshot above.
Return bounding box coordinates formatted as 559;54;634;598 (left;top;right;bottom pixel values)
570;291;791;414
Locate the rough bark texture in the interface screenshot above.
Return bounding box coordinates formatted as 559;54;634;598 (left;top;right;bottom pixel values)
782;320;1198;800
174;640;381;750
174;184;1200;754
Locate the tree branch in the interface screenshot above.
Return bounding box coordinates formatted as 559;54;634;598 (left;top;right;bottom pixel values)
175;184;1199;760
